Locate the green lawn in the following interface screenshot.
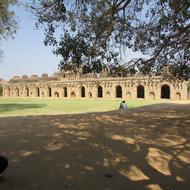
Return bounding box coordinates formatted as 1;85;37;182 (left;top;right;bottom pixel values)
0;97;163;116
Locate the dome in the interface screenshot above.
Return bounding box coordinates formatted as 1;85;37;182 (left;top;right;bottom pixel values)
41;73;49;78
12;76;20;79
30;75;39;79
22;75;28;79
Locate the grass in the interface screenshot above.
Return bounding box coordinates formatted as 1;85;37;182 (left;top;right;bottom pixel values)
0;97;163;116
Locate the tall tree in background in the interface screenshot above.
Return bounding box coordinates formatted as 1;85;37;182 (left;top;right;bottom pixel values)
32;0;190;77
0;0;18;56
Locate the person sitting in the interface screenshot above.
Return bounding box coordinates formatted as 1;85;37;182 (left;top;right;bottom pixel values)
0;152;8;181
119;100;128;111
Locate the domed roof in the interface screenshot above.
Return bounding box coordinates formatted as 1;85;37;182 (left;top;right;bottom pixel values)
22;75;28;79
30;75;39;79
41;73;49;78
12;76;20;79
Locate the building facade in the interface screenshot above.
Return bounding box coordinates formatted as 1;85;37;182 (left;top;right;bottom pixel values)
1;70;189;100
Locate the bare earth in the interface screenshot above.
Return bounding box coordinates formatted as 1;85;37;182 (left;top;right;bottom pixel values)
0;102;190;190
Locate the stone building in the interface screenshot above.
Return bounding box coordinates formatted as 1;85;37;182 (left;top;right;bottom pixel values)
1;69;189;100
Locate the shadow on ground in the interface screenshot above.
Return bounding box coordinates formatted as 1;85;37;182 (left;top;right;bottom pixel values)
0;104;46;112
0;103;190;190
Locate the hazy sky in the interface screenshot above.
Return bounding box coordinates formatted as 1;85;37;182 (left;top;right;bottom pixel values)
0;2;145;80
0;4;60;80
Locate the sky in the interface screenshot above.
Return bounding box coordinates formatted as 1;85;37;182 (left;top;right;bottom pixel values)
0;3;60;80
0;2;145;80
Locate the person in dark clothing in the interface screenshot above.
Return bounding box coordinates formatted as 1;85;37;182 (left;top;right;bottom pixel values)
0;152;8;181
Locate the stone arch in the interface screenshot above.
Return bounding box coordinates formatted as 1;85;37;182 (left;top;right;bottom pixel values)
15;88;19;96
41;92;45;97
54;91;59;98
48;87;52;97
106;91;111;98
149;92;155;100
161;84;170;99
64;87;67;97
71;91;76;98
36;87;40;97
26;87;29;97
88;92;92;98
126;92;131;100
81;86;85;97
0;85;3;96
98;86;103;98
175;92;181;100
116;85;122;98
137;85;145;98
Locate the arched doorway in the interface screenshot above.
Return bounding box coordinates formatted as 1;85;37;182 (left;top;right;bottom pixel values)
161;85;170;99
55;91;59;98
116;85;122;98
106;92;111;98
15;88;19;96
98;86;103;98
48;87;52;97
81;86;85;97
26;88;29;97
137;85;145;98
88;92;92;98
71;91;76;98
0;85;3;96
175;92;181;100
149;92;155;100
64;87;67;97
36;87;40;97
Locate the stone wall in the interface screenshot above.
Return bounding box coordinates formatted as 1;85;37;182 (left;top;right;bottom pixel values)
1;72;189;100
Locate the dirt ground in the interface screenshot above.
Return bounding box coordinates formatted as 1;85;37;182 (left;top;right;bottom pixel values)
0;102;190;190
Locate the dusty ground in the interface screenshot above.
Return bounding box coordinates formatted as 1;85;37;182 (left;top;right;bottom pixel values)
0;102;190;190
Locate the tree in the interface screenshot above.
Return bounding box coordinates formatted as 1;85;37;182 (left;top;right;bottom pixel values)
31;0;190;78
0;0;18;40
0;0;18;58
